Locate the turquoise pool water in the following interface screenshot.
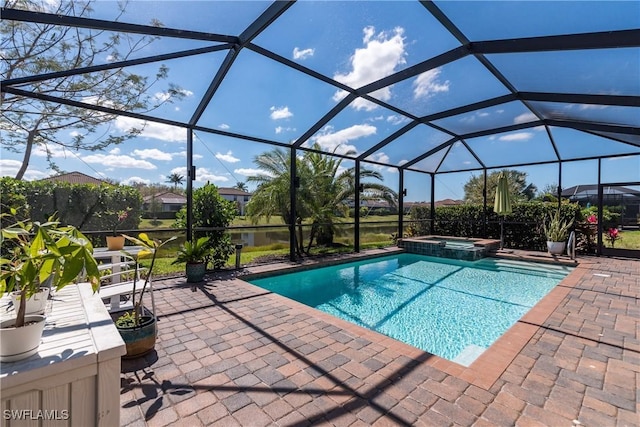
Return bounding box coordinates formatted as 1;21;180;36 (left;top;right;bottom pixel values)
249;254;573;366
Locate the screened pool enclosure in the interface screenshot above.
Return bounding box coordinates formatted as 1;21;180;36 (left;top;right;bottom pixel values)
2;1;639;259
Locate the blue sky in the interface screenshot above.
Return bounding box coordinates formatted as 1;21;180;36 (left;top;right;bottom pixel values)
1;1;639;201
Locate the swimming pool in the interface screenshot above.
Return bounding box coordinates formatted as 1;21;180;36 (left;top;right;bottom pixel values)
249;254;573;366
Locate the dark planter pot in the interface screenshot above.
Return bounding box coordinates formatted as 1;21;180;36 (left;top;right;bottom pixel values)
116;315;156;359
186;262;206;283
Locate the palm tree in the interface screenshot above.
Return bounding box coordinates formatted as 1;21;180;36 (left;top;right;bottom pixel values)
246;148;308;256
246;144;397;254
233;181;248;192
166;173;184;190
303;147;397;248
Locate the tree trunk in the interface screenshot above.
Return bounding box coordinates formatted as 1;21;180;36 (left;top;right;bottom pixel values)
296;217;305;256
15;130;36;180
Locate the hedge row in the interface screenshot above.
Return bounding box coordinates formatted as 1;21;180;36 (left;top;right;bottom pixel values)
0;177;142;234
408;202;581;252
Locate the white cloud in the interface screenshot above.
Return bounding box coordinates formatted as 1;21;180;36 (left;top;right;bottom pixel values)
0;159;48;180
154;92;171;102
82;153;157;169
333;26;406;111
215;151;240;163
132;148;173;161
387;115;410;125
172;166;229;183
196;168;229;183
498;132;533;141
578;103;608;111
293;47;314;60
368;152;400;173
174;151;203;160
109;147;121;155
513;112;538;124
413;68;450;99
275;126;296;134
33;144;70;158
177;88;194;97
154;89;193;103
114;117;187;142
170;166;187;175
121;176;151;185
234;168;273;178
218;123;230;130
368;152;390;164
310;124;377;155
270;106;293;120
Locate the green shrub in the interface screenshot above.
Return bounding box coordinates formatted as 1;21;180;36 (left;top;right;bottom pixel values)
0;177;142;246
175;183;236;269
408;202;580;251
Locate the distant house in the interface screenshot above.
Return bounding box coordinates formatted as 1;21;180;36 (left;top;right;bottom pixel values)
562;184;640;227
217;187;252;215
561;184;640;205
39;171;110;185
143;192;186;213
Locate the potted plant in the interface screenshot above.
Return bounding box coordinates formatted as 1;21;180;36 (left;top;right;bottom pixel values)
106;208;130;250
173;236;211;283
115;233;175;358
0;212;100;362
543;209;574;255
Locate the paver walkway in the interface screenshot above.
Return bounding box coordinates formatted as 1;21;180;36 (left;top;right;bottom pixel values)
120;253;639;426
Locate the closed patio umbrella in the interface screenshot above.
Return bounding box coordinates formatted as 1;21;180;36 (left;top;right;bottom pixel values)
494;172;512;250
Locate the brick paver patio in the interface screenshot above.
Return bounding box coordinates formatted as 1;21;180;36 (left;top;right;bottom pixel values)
120;251;639;426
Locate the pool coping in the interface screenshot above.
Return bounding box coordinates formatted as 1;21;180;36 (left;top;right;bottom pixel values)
233;248;585;390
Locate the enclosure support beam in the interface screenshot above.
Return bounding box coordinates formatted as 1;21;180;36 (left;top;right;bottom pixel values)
597;159;603;256
186;129;194;242
430;174;436;235
398;169;404;242
355;161;361;253
483;169;488;239
558;162;563;211
290;148;298;262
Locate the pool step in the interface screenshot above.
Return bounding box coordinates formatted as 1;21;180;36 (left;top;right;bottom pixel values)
474;258;571;279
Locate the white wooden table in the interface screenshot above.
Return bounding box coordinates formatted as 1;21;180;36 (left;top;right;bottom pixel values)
1;283;126;427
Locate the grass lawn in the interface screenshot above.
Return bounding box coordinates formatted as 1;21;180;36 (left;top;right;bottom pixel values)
139;215;399;229
603;229;640;250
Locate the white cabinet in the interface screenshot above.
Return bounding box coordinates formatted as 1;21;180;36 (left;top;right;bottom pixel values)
1;283;126;427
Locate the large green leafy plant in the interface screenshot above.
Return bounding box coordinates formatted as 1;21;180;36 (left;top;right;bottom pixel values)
173;236;212;264
175;183;236;269
0;212;100;328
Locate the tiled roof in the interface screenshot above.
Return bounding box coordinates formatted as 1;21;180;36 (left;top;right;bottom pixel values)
218;187;252;196
143;192;187;204
39;171;110;185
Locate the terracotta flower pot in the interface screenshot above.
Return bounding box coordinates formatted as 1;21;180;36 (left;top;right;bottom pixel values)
106;235;125;250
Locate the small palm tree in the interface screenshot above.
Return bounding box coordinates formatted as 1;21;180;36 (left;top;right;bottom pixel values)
166;173;184;190
233;181;248;192
247;145;397;254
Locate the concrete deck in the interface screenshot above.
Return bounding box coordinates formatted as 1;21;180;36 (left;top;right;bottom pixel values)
119;251;639;426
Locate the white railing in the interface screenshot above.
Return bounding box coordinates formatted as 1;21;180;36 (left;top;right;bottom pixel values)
567;230;576;260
